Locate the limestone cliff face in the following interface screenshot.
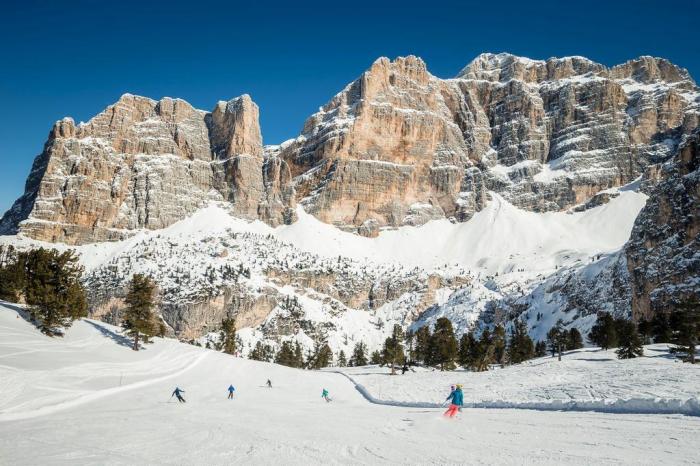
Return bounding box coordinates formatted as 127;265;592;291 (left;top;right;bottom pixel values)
2;53;698;243
625;130;700;320
278;53;699;235
0;94;293;244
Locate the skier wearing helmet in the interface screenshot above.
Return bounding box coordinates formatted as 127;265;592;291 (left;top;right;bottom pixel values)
443;384;463;418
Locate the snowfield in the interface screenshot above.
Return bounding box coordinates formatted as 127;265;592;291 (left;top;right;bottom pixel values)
336;347;700;416
1;304;699;465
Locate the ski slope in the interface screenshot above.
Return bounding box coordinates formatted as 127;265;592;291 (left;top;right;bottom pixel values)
337;348;700;416
1;304;698;465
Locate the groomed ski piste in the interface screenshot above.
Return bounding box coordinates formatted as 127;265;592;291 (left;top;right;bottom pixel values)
1;304;698;465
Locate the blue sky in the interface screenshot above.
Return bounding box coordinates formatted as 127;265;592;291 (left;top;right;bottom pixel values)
1;0;698;213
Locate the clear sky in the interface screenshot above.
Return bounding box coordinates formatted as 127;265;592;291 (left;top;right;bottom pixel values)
1;0;698;213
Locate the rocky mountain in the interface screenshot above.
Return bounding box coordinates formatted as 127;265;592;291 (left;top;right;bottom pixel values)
1;52;699;355
0;94;294;244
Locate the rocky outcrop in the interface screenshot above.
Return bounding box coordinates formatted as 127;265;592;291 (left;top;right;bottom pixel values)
2;53;698;243
0;94;293;244
626;130;700;320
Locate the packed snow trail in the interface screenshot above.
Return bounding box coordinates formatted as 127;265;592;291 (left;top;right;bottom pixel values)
1;305;698;465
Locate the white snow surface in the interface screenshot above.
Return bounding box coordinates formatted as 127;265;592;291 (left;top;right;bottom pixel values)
1;188;646;277
1;304;698;465
337;347;700;416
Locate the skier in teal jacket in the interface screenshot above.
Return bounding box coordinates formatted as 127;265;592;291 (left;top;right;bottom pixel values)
444;384;463;417
321;388;331;402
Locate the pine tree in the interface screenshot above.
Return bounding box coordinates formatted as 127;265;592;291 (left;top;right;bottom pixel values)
567;328;584;350
249;341;273;362
546;322;568;361
122;274;157;351
458;332;475;368
492;324;506;365
308;342;333;369
21;248;88;336
588;312;618;350
616;320;644;359
337;350;347;367
275;341;297;367
370;350;382;365
349;341;368;366
404;330;416;365
414;325;432;365
651;312;673;343
382;324;405;374
293;341;304;368
0;245;23;302
669;299;699;364
534;340;547;357
507;320;535;364
428;317;458;371
469;329;494;372
220;317;237;355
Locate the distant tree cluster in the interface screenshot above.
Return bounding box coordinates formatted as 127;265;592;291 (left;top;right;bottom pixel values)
0;246;87;336
635;298;699;364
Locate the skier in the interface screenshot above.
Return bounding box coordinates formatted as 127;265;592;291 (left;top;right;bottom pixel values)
321;388;331;402
401;363;409;374
227;384;236;399
266;379;272;388
443;384;463;418
172;387;186;403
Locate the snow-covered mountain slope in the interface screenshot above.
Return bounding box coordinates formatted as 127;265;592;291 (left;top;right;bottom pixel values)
0;187;646;355
1;304;697;465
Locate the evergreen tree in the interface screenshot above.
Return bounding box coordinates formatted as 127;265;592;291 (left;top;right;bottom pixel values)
651;312;673;343
220;317;237;355
469;329;495;372
615;320;644;359
293;341;304;368
492;324;507;365
458;331;475;368
669;299;699;364
637;319;653;345
588;312;618;350
337;350;347;367
507;320;535;364
534;340;547;357
546;322;569;360
404;330;416;365
122;274;157;351
275;341;297;367
249;341;274;362
0;245;23;302
370;350;382;365
309;342;333;369
349;341;368;367
414;325;432;365
382;324;405;374
20;248;87;336
567;328;584;350
428;317;458;370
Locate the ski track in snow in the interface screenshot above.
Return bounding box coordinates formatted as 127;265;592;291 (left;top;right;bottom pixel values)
1;304;699;465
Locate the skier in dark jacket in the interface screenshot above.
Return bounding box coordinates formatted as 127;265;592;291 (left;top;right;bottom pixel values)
401;363;409;374
172;387;186;403
266;379;272;388
227;385;236;399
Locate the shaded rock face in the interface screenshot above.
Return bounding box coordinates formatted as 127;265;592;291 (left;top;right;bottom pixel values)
626;130;700;320
0;94;294;244
2;53;699;243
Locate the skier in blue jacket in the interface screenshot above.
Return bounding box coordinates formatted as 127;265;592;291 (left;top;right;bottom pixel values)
227;385;236;399
172;387;186;403
444;384;463;417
